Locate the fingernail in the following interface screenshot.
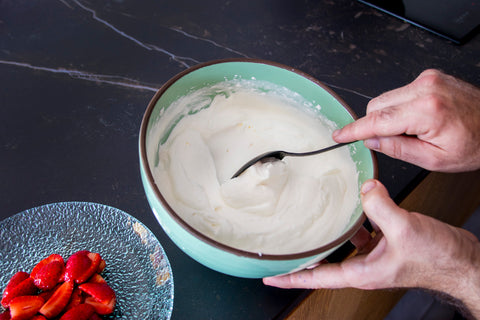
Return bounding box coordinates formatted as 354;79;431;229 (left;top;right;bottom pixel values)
364;138;380;150
361;180;376;195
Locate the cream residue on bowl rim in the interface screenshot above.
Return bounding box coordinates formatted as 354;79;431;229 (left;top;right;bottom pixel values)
147;79;360;255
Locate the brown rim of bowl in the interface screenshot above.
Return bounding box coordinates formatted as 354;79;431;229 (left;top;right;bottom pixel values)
139;58;379;261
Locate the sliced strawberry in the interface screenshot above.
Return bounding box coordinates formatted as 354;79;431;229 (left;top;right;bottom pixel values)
9;295;44;320
64;287;84;311
88;313;102;320
78;283;115;305
38;283;60;303
30;316;47;320
1;277;37;308
2;271;29;295
1;271;30;307
96;259;106;274
33;260;65;290
84;252;101;281
86;273;106;284
59;303;95;320
84;296;115;315
30;254;64;280
38;280;73;318
0;310;11;320
65;251;101;284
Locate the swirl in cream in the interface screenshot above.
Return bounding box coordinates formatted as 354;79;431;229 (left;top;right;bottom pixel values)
148;80;359;254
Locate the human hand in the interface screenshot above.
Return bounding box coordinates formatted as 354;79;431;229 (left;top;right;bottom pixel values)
263;179;480;318
333;69;480;172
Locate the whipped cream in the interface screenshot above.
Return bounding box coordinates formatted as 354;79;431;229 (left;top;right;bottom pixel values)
148;80;359;254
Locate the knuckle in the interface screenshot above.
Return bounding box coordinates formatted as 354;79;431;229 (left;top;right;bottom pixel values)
367;108;397;135
371;108;396;123
415;70;445;90
389;139;404;160
421;94;444;114
419;68;444;78
366;96;382;112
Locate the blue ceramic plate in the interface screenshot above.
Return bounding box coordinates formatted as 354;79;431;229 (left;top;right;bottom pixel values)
0;202;173;319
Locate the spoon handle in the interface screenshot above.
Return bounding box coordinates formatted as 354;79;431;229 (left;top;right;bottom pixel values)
281;142;350;158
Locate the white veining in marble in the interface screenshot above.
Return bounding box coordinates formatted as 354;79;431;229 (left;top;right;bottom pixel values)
0;59;373;100
321;81;373;100
68;0;198;68
169;27;250;58
59;0;73;9
0;60;158;92
149;44;199;67
1;1;374;99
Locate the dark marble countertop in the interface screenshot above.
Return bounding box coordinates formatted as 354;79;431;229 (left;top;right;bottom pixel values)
1;1;478;319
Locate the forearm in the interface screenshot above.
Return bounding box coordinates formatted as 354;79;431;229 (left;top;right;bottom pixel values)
424;235;480;319
453;243;480;319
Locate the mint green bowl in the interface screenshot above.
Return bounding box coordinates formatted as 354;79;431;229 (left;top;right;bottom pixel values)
139;59;377;278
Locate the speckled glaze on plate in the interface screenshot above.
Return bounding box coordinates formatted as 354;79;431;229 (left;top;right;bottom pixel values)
0;202;174;319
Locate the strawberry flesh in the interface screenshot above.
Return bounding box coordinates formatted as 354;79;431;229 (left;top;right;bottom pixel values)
9;295;44;320
84;296;115;315
30;254;64;280
64;287;84;311
86;273;106;284
88;313;103;320
59;303;95;320
1;277;37;308
0;310;11;320
65;251;101;284
96;259;106;274
78;283;115;305
39;280;73;318
1;272;30;308
33;260;65;290
1;251;115;318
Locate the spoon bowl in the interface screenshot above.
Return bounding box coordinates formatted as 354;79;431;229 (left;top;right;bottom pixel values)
231;142;354;178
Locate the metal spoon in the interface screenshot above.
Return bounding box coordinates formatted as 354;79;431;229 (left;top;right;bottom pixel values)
231;142;355;179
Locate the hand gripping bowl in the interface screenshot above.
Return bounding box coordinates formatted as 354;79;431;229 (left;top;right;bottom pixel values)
139;59;377;278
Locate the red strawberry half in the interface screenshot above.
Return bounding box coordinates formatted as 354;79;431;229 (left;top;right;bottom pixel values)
33;260;65;290
64;287;84;311
84;296;115;315
38;280;73;318
86;274;106;284
30;254;64;280
65;251;101;284
9;295;44;320
1;275;37;308
78;283;115;305
88;313;103;320
1;271;30;307
80;282;116;315
59;303;95;320
96;259;106;274
0;310;11;320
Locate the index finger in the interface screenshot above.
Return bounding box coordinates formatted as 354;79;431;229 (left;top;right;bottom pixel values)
333;98;433;143
367;69;443;114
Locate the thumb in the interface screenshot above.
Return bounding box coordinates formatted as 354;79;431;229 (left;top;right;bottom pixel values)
360;179;408;236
